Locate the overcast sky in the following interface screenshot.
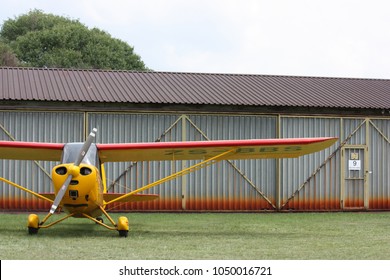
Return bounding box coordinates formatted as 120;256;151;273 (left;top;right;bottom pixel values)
1;0;389;79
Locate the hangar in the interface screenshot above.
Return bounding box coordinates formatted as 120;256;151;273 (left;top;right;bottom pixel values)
1;67;390;212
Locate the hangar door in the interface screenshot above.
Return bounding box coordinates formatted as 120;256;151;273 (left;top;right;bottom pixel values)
341;147;367;209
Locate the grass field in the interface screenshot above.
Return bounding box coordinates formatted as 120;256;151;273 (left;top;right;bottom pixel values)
0;212;389;260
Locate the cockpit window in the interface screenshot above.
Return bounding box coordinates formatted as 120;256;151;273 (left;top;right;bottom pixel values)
61;143;98;166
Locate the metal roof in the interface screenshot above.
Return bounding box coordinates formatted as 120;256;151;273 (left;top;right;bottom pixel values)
1;67;390;109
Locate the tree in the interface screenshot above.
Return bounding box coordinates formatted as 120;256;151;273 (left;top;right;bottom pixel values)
0;10;147;70
0;41;20;66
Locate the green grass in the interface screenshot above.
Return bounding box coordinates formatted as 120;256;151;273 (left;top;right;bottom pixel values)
0;212;389;260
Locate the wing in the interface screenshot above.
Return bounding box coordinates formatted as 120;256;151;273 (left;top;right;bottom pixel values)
97;137;337;163
0;141;64;161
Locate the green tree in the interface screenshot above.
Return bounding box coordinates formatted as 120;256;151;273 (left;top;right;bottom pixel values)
0;10;147;70
0;41;20;66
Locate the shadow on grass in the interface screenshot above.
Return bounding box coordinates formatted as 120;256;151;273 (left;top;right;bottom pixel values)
1;223;293;240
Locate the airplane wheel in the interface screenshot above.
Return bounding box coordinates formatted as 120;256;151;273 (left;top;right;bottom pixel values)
27;214;39;235
96;217;103;224
117;216;129;238
28;227;39;235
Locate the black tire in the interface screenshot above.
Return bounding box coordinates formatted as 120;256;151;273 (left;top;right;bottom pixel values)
28;227;38;235
96;217;104;224
118;230;128;238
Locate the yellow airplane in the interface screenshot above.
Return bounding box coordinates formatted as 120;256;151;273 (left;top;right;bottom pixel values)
0;128;337;237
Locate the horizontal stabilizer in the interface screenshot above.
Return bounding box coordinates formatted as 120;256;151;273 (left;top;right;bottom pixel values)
104;193;159;203
39;193;159;204
39;193;55;201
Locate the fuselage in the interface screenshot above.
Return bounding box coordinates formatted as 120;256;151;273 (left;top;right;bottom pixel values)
51;143;106;217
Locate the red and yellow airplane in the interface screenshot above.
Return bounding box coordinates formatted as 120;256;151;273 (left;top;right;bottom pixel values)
0;128;337;237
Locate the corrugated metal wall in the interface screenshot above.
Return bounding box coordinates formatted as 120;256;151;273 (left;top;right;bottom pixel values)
369;119;390;209
184;114;277;211
1;110;390;211
279;117;341;210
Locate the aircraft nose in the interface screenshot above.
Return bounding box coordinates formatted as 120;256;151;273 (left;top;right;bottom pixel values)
69;165;80;177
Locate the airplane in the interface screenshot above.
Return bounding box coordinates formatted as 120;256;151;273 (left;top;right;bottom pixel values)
0;128;337;237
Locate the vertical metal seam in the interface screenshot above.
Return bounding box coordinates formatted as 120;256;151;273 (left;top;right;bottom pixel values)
340;118;344;209
181;114;187;210
84;112;88;141
364;118;370;209
276;114;281;210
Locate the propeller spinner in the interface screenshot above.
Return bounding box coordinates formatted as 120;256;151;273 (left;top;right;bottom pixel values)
50;128;97;214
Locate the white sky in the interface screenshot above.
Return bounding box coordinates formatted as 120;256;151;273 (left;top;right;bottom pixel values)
0;0;389;79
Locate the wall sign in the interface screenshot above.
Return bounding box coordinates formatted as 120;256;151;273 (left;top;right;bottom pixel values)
349;160;361;170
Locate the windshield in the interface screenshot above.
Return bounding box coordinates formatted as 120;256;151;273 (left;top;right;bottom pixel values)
61;143;98;166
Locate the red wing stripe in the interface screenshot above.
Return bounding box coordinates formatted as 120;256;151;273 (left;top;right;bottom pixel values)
0;141;64;149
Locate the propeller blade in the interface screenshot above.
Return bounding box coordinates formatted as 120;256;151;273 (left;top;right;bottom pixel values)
49;128;97;214
74;128;97;166
50;174;72;214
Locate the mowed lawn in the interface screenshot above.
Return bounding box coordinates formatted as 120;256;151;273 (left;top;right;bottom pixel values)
0;212;389;260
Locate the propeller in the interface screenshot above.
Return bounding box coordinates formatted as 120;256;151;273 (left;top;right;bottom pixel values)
50;128;97;214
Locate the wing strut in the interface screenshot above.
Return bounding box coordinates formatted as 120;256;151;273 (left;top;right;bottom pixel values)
104;149;235;206
0;177;54;203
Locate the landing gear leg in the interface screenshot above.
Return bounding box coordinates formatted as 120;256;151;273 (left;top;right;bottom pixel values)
83;207;130;237
27;212;75;235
